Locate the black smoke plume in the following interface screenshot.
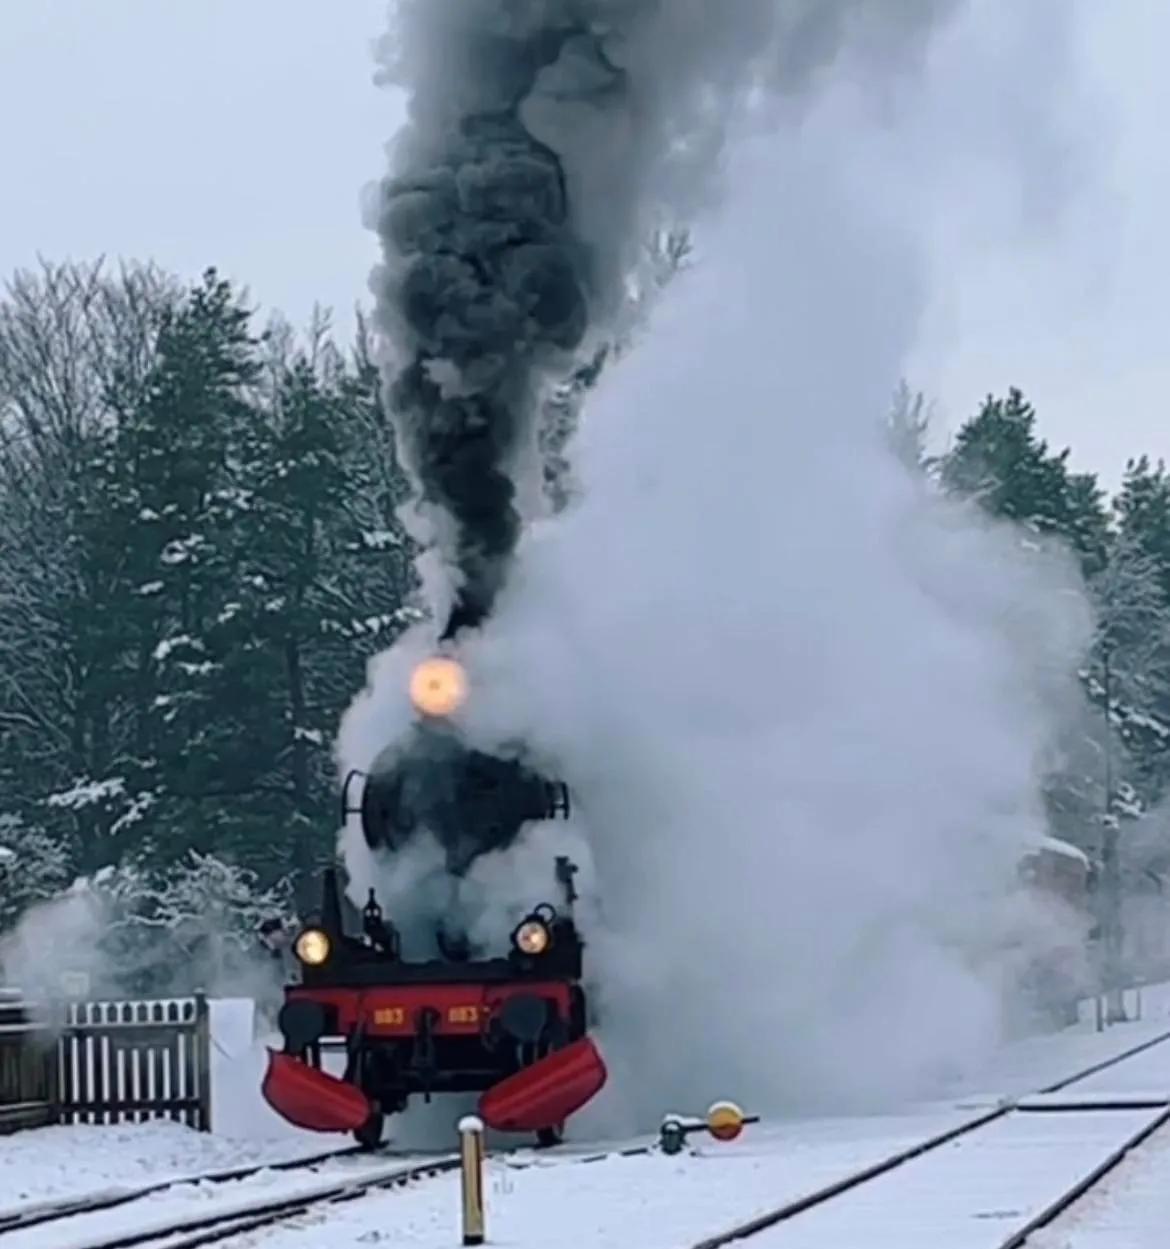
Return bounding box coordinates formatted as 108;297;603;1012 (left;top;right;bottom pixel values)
368;12;601;638
366;1;959;640
348;1;964;909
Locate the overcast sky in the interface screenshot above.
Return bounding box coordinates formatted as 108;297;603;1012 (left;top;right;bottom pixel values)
1;1;1166;489
907;1;1170;488
0;0;396;339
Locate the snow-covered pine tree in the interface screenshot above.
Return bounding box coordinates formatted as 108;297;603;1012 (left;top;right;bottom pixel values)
198;309;417;889
96;270;263;870
1107;459;1170;810
1115;457;1170;601
0;260;181;874
1085;530;1170;807
1041;531;1170;905
940;388;1109;578
885;380;934;474
0;849;296;996
0;264;421;911
939;388;1118;853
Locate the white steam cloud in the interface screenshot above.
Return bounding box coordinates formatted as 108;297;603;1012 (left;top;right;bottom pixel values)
341;0;1096;1132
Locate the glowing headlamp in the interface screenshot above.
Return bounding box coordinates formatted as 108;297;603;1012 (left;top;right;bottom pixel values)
409;656;468;717
512;917;552;957
294;928;332;966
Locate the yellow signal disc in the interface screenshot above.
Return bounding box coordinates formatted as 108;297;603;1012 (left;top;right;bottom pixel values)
706;1100;746;1141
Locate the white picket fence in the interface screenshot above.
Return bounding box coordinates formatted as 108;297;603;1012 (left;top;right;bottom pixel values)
0;992;211;1134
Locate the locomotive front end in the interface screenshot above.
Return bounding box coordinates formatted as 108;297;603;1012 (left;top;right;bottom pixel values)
261;656;606;1148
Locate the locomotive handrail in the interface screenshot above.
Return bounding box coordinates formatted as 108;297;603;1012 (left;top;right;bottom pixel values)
339;769;366;824
546;782;570;819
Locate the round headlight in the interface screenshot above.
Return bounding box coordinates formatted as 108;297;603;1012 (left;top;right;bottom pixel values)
513;919;551;956
409;656;468;717
294;928;331;966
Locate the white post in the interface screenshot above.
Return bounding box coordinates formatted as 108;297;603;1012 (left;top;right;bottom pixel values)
459;1114;486;1245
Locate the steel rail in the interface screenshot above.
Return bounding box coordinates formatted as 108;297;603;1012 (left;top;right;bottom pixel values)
686;1024;1170;1249
0;1140;399;1236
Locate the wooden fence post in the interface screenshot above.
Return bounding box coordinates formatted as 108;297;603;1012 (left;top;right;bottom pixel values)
459;1114;486;1245
0;992;59;1133
46;1001;61;1124
194;991;212;1132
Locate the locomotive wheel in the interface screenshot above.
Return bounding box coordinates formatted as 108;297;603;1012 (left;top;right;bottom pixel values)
354;1109;385;1150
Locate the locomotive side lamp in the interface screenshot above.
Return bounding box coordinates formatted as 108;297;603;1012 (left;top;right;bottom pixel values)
294;928;332;966
511;902;561;957
512;915;552;956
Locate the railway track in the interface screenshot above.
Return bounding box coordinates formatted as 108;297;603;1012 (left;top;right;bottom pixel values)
686;1024;1170;1248
0;1131;657;1249
0;1140;396;1237
0;1151;462;1249
994;1105;1170;1249
9;1028;1170;1249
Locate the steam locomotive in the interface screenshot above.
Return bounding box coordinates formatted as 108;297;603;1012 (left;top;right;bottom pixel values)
261;657;606;1148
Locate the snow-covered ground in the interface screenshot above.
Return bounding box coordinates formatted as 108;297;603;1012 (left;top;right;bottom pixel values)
208;998;345;1147
1039;1118;1170;1247
740;1107;1163;1249
230;990;1170;1249
143;1105;1168;1249
0;998;343;1219
206;1119;991;1249
1;1153;444;1249
0;1119;325;1218
5;985;1170;1247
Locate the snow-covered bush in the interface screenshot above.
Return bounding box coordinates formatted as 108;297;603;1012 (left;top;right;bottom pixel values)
0;850;295;1002
0;813;72;932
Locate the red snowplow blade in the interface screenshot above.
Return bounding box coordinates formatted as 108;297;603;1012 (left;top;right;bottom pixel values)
261;1050;373;1134
478;1037;607;1133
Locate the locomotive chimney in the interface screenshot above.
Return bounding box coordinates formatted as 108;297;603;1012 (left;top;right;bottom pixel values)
321;865;343;935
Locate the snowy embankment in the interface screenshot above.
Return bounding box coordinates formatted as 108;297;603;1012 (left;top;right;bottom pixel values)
1049;1119;1170;1248
4;985;1170;1247
945;981;1170;1102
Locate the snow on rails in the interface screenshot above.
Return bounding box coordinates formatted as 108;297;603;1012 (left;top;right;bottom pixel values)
0;1135;661;1249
